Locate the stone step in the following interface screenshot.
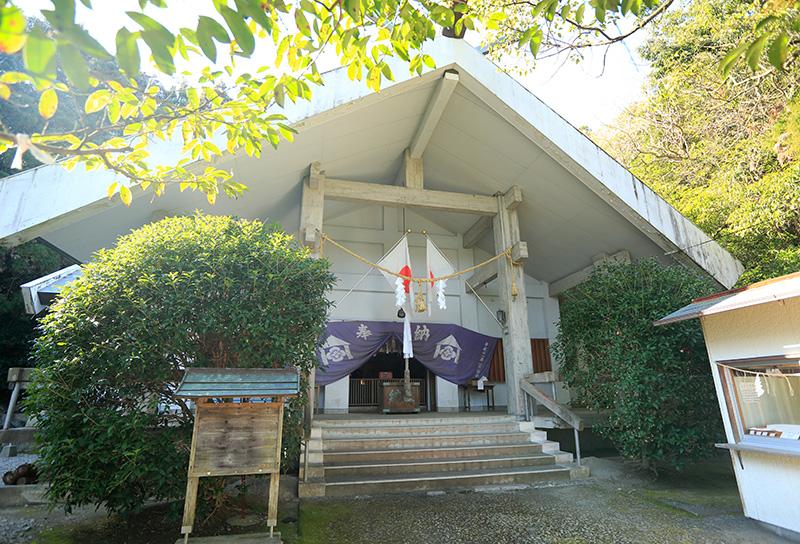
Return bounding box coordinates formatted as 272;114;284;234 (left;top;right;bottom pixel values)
322;465;572;497
315;415;517;428
323;442;545;464
323;431;531;451
321;421;521;438
324;453;557;478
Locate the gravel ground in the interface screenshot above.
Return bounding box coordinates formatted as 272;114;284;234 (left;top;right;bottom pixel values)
0;504;104;544
0;457;790;544
0;455;38;487
297;470;789;544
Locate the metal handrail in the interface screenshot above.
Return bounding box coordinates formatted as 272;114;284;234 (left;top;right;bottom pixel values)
520;379;584;466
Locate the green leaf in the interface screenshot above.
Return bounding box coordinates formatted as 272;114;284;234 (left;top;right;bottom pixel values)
59;24;111;59
575;4;586;24
366;65;381;91
294;9;311;37
127;11;173;42
140;31;176;74
119;184;132;206
529;28;543;57
115;28;141;76
58;42;90;90
85;89;112;114
746;34;769;72
380;63;394;81
127;11;175;74
220;6;255;55
767;32;789;70
234;0;273;33
0;7;27;54
720;43;748;79
39;89;58;119
23;28;57;75
206;17;232;45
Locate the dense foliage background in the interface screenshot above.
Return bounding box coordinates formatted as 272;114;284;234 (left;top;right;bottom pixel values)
25;213;334;514
554;259;722;471
599;0;800;285
0;240;73;405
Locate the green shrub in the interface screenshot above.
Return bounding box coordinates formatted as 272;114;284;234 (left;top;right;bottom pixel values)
25;213;334;514
553;259;723;471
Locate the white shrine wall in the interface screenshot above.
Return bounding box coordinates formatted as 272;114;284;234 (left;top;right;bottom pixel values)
318;204;561;413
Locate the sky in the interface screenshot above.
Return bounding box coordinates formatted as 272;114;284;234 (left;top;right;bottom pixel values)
24;0;650;130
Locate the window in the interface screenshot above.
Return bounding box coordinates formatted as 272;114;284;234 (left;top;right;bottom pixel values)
723;358;800;446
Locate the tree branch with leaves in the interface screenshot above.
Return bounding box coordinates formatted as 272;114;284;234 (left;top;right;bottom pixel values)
0;0;795;206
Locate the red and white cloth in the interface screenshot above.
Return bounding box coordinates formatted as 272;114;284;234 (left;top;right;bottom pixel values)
377;235;413;308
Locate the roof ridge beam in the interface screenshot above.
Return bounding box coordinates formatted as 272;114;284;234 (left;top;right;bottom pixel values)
409;70;459;159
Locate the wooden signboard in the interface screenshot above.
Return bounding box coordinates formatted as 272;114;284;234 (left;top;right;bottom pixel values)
176;368;300;543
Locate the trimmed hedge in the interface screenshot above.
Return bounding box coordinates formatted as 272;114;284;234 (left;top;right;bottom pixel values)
554;258;723;471
26;213;334;514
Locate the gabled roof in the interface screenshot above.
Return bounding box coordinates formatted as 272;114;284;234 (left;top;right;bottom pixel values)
0;38;742;288
655;271;800;325
175;367;300;398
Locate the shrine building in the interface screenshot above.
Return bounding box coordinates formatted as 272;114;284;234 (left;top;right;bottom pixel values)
1;37;743;496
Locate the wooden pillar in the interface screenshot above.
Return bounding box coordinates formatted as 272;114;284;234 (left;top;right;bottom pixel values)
492;186;533;416
402;148;424;189
300;162;325;426
181;398;203;542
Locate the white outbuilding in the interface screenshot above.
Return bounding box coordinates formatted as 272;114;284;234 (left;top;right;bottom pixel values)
656;272;800;539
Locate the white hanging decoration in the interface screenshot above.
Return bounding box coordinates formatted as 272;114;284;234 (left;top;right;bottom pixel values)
426;237;455;314
394;276;407;307
754;374;765;397
402;314;414;359
436;279;447;309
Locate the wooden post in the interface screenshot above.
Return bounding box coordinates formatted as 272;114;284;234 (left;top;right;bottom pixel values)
181;477;199;544
300;162;325;252
493;186;533;416
300;162;325;426
2;382;21;430
181;400;203;542
267;401;284;533
402;148;424;189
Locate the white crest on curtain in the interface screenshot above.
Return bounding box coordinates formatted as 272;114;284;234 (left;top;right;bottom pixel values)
426;237;455;314
376;235;413;308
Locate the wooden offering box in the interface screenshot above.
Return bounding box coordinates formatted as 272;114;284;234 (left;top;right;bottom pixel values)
381;381;420;413
175;368;300;543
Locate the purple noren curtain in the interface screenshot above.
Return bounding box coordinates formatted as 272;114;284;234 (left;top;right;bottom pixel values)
316;320;497;386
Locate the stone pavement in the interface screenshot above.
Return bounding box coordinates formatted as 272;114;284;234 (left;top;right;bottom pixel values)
296;461;789;544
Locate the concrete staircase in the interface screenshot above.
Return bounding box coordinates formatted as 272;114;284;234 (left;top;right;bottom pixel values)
299;414;587;498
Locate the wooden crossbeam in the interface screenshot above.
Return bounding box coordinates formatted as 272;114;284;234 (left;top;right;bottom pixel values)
325;177;498;215
463;216;492;248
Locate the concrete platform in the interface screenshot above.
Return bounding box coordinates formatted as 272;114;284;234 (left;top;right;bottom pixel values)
175;532;281;543
0;484;47;507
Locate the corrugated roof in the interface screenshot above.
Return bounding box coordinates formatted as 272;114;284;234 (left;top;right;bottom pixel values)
655;272;800;326
175;367;300;398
